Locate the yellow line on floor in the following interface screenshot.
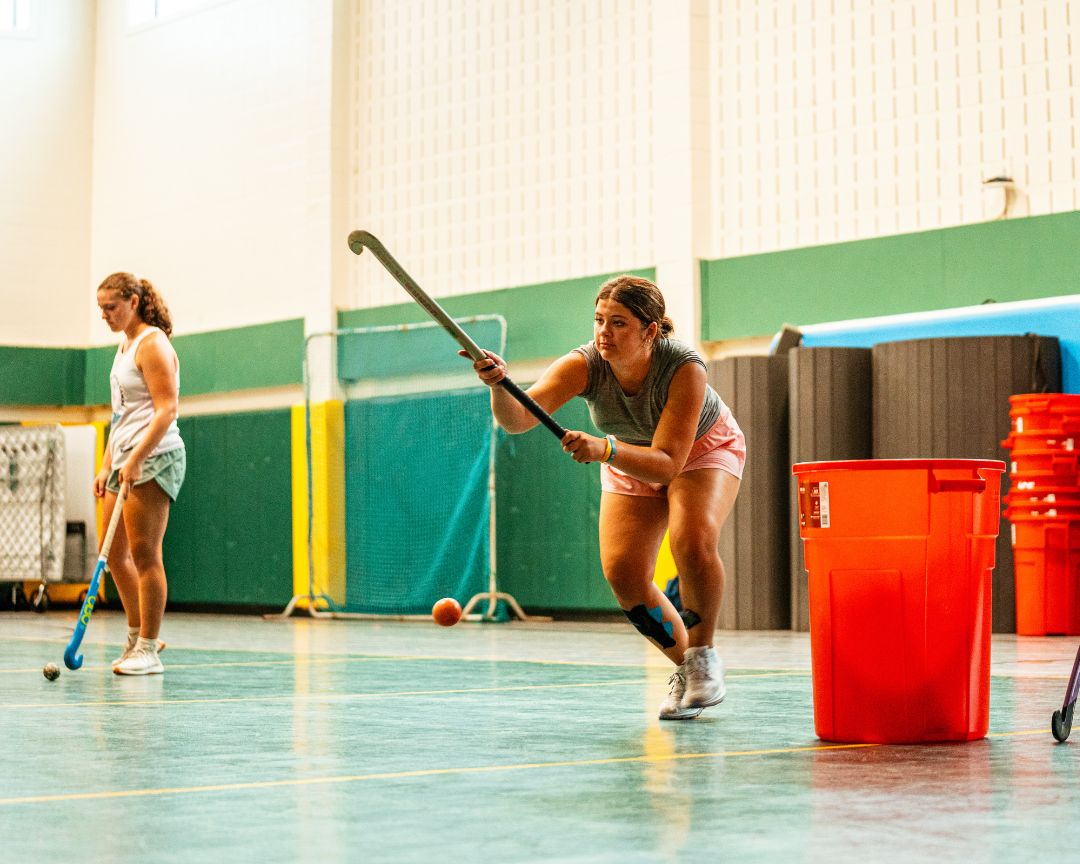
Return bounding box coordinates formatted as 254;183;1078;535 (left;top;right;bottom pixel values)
0;728;1052;807
987;728;1057;739
0;741;880;806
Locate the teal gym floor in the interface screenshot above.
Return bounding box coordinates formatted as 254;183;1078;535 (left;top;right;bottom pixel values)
1;610;1079;863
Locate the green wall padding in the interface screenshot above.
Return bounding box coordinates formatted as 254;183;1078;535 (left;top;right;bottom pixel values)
81;319;305;405
86;319;304;405
341;390;615;613
176;318;304;397
494;399;615;611
700;210;1080;340
343;390;491;614
0;347;85;406
84;347;113;406
164;409;293;607
338;269;655;363
337;318;505;381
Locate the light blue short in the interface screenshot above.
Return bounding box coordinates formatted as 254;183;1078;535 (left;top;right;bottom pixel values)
107;446;186;502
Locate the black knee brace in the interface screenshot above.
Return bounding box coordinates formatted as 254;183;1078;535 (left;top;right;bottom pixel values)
625;604;676;648
679;608;702;630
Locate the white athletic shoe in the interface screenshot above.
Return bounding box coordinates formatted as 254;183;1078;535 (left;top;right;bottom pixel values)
112;636;167;669
659;666;703;721
114;645;164;676
681;646;726;709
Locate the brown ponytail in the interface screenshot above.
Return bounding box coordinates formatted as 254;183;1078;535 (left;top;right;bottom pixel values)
97;272;173;338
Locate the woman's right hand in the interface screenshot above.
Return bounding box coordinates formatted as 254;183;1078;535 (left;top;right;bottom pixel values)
92;467;110;498
459;349;507;387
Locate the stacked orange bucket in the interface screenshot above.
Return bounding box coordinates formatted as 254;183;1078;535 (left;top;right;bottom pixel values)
1002;394;1080;635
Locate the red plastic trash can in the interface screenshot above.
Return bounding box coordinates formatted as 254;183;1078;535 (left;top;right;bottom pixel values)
1009;514;1080;636
1009;394;1080;434
793;459;1006;744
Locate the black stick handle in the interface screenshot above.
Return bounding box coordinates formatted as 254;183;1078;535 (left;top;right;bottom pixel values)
348;230;567;440
496;377;567;439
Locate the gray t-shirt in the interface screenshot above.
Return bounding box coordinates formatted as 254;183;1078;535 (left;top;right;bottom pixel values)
572;339;722;446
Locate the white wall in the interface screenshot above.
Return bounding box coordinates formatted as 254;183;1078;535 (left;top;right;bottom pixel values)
343;0;658;311
705;0;1080;258
2;0;1078;351
89;0;336;341
0;0;95;346
342;0;1080;325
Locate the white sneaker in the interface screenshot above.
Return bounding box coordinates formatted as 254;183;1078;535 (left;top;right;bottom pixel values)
681;646;726;709
659;666;703;721
114;646;164;676
112;637;167;669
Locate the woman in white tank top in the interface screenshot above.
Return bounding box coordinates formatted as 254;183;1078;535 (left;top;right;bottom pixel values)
93;272;186;676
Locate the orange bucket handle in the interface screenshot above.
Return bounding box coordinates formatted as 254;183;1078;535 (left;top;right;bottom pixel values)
928;471;987;494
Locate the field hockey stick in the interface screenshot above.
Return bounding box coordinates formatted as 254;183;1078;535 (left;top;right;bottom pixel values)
1051;641;1080;741
64;483;128;670
347;230;567;440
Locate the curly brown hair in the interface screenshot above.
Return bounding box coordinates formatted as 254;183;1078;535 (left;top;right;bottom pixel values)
595;275;673;338
97;272;173;338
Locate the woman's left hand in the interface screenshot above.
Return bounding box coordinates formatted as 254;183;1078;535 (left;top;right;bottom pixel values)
119;459;143;487
560;430;606;464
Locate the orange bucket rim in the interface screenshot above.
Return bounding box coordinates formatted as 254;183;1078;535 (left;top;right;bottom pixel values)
793;458;1005;474
1009;393;1080;403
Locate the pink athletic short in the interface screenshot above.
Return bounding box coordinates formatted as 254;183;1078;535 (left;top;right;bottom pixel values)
600;411;746;499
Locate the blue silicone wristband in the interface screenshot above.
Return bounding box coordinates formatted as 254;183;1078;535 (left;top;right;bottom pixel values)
605;435;617;463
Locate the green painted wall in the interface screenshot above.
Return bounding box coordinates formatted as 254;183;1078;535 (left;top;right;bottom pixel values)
84;319;304;405
164;409;293;608
0;319;303;407
0;347;85;406
701;210;1080;340
84;347;112;405
337;318;505;381
495;399;615;611
338;269;655;362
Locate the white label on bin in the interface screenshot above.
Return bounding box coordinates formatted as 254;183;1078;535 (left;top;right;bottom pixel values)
799;480;832;529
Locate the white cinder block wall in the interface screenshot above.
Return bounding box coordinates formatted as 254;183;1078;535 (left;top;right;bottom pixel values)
345;0;1080;324
0;0;95;346
345;0;658;311
89;0;336;343
707;0;1080;259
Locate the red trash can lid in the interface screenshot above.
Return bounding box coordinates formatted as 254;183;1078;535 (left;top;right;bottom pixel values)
793;458;1006;474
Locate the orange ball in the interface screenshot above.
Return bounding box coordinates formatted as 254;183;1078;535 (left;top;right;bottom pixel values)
432;597;462;627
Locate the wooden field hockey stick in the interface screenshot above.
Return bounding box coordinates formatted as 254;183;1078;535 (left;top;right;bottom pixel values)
64;483;128;670
347;230;567;440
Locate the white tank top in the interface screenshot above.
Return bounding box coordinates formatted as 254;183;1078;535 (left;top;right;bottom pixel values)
109;326;182;466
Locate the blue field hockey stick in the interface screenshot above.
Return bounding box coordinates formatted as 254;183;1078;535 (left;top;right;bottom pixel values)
64;483;128;670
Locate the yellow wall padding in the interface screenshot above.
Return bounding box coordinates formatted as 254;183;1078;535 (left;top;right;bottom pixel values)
291;401;346;608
